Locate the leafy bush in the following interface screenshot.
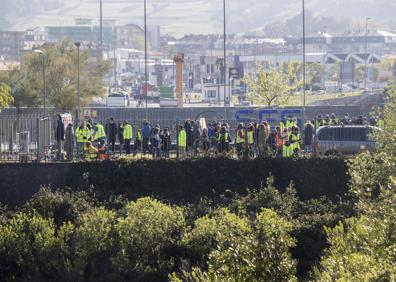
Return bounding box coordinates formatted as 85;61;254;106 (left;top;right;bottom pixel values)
174;209;296;282
0;212;63;281
24;187;97;226
67;207;117;280
112;197;186;280
183;208;251;265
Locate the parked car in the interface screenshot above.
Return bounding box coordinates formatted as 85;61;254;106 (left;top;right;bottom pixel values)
314;125;381;156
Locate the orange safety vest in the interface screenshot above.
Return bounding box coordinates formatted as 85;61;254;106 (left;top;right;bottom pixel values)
275;134;283;148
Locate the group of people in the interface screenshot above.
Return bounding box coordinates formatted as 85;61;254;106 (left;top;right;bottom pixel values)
174;117;303;158
53;112;385;161
55;116;173;161
314;113;384;128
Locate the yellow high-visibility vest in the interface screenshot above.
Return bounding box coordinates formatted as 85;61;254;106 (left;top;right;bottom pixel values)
236;129;245;144
94;123;106;140
123;124;133;140
178;129;186;146
247;131;254;145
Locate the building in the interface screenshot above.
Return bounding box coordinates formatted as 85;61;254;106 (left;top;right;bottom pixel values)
115;24;143;49
23;28;46;50
45;18;114;50
148;26;161;51
0;31;24;60
290;30;396;56
201;84;228;103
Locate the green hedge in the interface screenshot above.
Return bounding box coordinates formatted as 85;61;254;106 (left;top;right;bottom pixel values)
0;158;349;207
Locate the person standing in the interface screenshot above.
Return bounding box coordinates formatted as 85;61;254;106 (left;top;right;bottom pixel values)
118;123;124;154
161;127;171;158
75;122;90;159
178;125;187;159
106;117;118;153
64;123;74;161
93;122;106;146
304;121;314;154
246;124;255;156
151;127;161;158
257;123;268;157
219;125;231;154
289;126;301;156
55;114;65;160
134;129;143;155
142;121;152;155
123;121;133;155
275;127;286;158
235;123;245;158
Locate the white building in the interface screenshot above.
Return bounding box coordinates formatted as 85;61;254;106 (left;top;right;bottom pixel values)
201;84;229;103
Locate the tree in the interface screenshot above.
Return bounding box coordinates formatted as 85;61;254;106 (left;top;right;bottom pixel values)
173;208;296;282
315;87;396;280
113;197;186;279
22;41;110;111
0;66;42;114
243;63;300;107
0;82;13;110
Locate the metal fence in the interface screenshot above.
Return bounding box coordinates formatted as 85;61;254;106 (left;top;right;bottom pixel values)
0;116;52;162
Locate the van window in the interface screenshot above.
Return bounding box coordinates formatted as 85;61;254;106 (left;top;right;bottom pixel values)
319;127;368;141
344;128;366;141
318;128;336;141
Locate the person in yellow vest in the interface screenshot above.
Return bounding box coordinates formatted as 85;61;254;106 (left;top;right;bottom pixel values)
178;125;187;159
123;121;133;155
84;141;98;161
134;129;143;155
289;126;301;157
219;125;231;154
93;122;106;146
282;126;294;158
75;122;90;159
246;124;256;157
235;123;246;158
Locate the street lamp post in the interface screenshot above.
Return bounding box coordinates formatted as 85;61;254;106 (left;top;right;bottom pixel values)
364;17;371;90
75;42;81;124
99;0;103;61
144;0;148;118
302;0;306;111
223;0;227;120
33;50;46;116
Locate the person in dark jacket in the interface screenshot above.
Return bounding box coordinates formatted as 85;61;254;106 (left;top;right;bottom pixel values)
64;123;74;161
141;121;152;155
185;120;194;152
55;114;65;160
151;127;161;158
161;127;171;158
106;117;118;153
118;123;124;154
304;120;314;153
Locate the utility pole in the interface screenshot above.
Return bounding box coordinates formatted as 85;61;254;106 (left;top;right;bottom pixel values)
302;0;306;111
223;0;227;120
99;0;103;61
75;42;81;124
364;17;371;90
144;0;148;118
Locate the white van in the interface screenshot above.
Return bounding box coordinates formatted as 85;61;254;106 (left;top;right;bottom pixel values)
314;125;381;156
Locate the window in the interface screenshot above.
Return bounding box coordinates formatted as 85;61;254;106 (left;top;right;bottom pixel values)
205;90;217;98
318;128;336;141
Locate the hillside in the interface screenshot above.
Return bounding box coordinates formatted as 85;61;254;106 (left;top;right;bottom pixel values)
0;0;395;36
